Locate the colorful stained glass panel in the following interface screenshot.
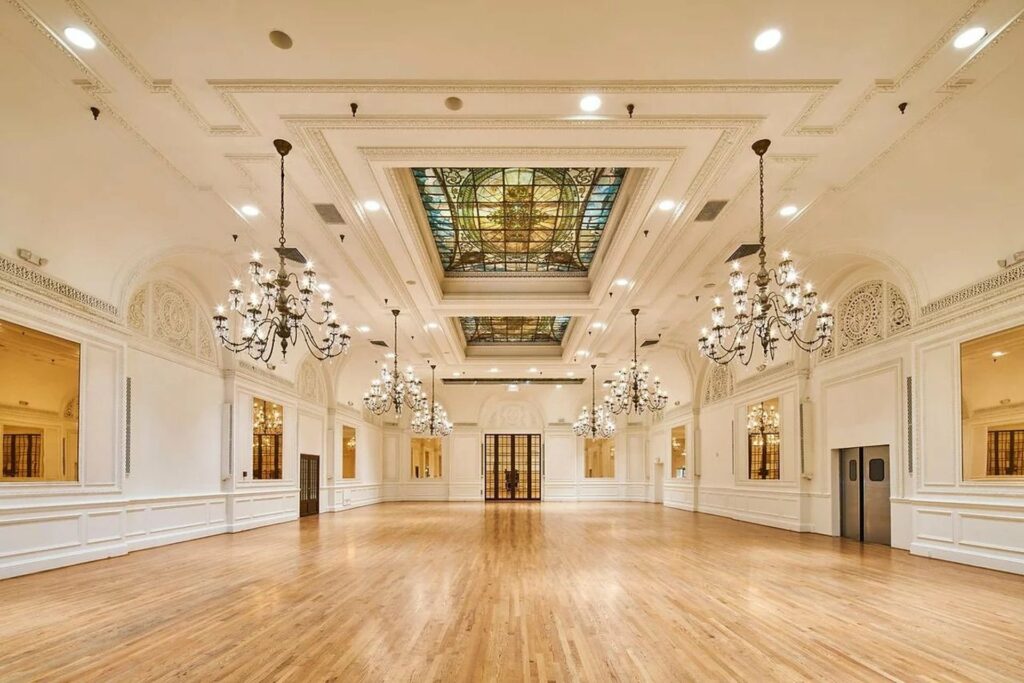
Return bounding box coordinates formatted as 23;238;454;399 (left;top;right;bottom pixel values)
459;316;570;345
413;167;625;274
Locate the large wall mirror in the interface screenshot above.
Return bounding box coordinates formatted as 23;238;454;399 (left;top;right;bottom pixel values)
0;319;80;482
411;436;442;479
961;324;1024;480
252;397;283;479
670;426;687;478
341;425;357;479
584;438;615;478
747;398;781;480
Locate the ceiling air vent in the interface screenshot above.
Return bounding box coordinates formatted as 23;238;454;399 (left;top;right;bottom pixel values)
695;200;728;222
370;340;389;348
313;203;345;224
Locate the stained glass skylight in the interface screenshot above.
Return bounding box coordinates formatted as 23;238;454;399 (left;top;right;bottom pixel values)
460;316;571;345
413;167;625;275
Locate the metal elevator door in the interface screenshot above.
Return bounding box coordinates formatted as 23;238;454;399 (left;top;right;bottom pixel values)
839;446;891;545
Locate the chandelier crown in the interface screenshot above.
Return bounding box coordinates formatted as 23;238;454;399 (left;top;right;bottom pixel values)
698;139;834;366
213;139;350;364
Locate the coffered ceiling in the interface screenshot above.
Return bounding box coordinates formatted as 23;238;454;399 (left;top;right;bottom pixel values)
1;0;1022;382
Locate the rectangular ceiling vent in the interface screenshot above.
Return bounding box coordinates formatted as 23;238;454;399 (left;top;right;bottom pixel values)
313;203;345;224
695;200;728;222
370;340;389;348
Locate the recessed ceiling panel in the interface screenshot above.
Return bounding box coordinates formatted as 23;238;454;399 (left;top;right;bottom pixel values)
460;316;570;345
413;167;625;275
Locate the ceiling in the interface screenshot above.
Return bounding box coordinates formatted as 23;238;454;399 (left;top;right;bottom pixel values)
1;0;1022;387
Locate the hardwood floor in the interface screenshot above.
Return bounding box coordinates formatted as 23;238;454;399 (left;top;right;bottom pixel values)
1;503;1022;682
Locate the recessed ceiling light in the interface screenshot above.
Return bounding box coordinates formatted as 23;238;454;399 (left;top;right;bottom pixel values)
657;199;676;211
363;200;382;212
63;27;97;50
489;367;499;373
953;26;987;49
555;384;563;389
591;322;606;330
356;325;370;333
507;384;519;392
425;322;440;330
567;371;575;377
754;28;782;52
779;205;798;217
528;367;538;373
385;352;395;359
240;204;260;217
614;278;630;287
452;371;462;377
992;351;1007;358
578;350;590;358
579;94;602;112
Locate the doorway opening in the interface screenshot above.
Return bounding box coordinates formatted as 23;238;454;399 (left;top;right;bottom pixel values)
838;445;891;545
299;453;320;517
483;434;542;501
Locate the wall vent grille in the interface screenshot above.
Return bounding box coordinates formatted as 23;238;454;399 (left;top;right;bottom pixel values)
695;200;728;222
313;203;345;224
125;377;132;476
906;376;913;474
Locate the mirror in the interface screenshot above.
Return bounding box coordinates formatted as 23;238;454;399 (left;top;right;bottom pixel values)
252;397;283;479
584;438;614;478
961;324;1024;479
670;425;687;478
411;436;442;478
1;319;80;481
342;425;357;479
747;397;780;480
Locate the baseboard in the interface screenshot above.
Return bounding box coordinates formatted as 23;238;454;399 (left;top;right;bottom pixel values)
227;511;297;533
910;541;1024;575
697;504;803;532
0;543;128;580
126;523;227;552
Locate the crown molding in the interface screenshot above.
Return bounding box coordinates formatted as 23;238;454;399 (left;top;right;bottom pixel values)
0;255;118;321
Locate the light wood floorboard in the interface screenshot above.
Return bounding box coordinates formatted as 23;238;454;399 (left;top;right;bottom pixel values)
0;502;1022;682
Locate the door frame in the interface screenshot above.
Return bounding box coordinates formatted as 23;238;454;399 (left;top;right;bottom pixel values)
299;453;320;517
482;433;543;501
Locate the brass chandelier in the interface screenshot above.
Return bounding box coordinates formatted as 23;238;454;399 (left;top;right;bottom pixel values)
411;363;453;437
606;309;668;415
572;364;616;439
363;309;423;417
697;139;834;365
214;139;350;364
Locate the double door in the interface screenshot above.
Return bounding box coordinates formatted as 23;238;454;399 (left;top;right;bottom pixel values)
484;434;541;501
299;453;319;517
840;445;890;545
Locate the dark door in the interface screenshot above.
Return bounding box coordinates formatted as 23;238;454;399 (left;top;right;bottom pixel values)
299;453;320;517
484;434;541;501
839;446;891;545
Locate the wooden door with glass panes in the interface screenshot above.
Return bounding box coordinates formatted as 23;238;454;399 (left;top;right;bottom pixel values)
483;434;541;501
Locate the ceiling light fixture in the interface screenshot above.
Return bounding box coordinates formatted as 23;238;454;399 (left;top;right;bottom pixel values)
363;200;382;212
657;199;676;211
754;28;782;51
779;205;798;217
489;367;499;373
214;139;350;364
607;309;668;415
410;363;453;437
579;94;602;112
528;367;538;373
356;325;370;333
425;322;440;330
363;309;423;417
452;371;462;377
240;204;260;217
992;351;1007;359
614;278;630;287
698;139;834;366
573;364;616;440
953;26;987;49
63;27;97;49
591;322;606;330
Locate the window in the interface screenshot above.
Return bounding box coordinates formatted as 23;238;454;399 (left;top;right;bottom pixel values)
747;398;781;480
960;324;1024;480
868;458;886;482
342;426;357;479
670;426;686;478
252;398;283;479
411;437;442;478
987;430;1023;476
584;438;614;478
0;318;80;481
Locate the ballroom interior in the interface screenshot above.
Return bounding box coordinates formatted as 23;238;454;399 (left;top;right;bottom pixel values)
1;1;1023;680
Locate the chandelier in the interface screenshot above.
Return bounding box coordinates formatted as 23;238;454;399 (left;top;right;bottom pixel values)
747;401;780;435
606;309;668;415
253;398;282;433
572;364;616;439
363;309;423;417
697;139;834;366
411;363;453;437
214;139;350;364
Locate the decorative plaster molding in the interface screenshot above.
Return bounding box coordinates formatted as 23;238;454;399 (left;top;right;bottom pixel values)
702;364;734;406
360;146;684;161
921;262;1024;317
236;361;295;391
0;255;118;319
126;280;217;367
297;359;327;405
819;280;912;361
